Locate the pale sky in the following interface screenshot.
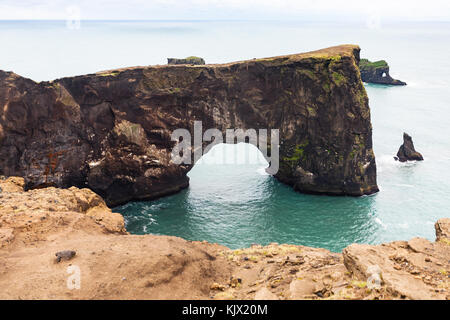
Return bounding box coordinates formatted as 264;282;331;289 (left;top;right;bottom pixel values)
0;0;449;21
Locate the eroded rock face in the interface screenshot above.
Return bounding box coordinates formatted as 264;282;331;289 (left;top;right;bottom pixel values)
343;237;450;300
396;132;424;162
0;45;378;206
0;176;126;240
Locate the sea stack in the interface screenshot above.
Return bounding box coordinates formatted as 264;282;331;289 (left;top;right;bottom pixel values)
395;132;424;162
359;59;406;85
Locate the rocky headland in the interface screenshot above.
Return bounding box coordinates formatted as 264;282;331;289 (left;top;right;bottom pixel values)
0;176;448;300
0;45;378;207
359;59;406;85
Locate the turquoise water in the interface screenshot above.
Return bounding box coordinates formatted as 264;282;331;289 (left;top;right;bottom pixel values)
1;20;449;251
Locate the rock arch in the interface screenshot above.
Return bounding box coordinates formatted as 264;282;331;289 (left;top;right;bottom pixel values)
0;45;378;206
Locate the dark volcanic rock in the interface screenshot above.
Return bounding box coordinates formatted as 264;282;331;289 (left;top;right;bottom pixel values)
0;45;378;206
55;250;76;263
396;132;424;162
359;59;406;85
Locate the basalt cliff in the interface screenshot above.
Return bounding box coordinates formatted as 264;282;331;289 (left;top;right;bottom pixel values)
0;45;378;206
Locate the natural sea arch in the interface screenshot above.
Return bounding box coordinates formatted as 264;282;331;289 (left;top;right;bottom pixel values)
118;142;379;252
0;45;378;206
193;142;269;168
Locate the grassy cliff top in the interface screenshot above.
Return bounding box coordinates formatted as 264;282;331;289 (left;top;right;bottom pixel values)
216;44;360;67
359;58;388;70
93;44;361;76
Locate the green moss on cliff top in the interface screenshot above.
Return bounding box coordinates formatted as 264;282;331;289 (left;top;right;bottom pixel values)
359;59;388;70
168;56;206;65
99;71;120;77
184;56;205;64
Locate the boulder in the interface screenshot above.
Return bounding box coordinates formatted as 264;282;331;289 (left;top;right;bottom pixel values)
55;250;76;263
343;231;450;300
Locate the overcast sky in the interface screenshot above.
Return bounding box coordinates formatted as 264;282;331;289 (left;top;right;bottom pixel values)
0;0;449;21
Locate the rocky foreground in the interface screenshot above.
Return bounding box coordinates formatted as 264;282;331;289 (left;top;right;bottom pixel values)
0;176;448;300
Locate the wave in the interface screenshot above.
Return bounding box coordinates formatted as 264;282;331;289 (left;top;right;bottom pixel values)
376;154;420;172
256;166;270;176
375;218;387;229
392;184;415;188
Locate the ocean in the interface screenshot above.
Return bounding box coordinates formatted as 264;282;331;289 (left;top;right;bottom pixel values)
1;20;449;252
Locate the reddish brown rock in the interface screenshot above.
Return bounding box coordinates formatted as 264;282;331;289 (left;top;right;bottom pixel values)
343;237;449;300
435;218;450;242
0;178;448;299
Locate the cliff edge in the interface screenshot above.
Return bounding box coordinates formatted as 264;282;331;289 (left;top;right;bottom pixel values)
0;177;448;300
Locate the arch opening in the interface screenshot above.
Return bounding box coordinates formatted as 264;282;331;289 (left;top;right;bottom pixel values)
193;142;269;168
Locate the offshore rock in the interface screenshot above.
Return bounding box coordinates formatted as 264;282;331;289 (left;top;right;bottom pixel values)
396;132;424;162
0;45;378;206
359;59;406;85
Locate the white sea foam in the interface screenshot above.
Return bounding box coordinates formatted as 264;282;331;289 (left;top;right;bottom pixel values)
392;184;414;188
375;218;387;229
376;154;419;173
256;166;270;176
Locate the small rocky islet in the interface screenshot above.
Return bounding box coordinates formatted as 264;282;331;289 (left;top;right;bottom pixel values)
359;58;406;85
395;132;424;162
